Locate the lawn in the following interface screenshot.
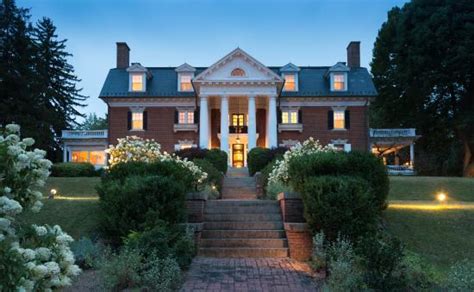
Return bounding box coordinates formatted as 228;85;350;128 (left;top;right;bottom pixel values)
20;177;101;239
388;176;474;202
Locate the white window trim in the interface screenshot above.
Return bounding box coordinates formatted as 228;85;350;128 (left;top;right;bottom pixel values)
177;73;194;92
130;107;145;131
129;73;146;92
174;140;197;151
178;110;195;124
332;108;346;131
330;72;348;92
281;109;299;124
328;139;351;152
282;73;298;92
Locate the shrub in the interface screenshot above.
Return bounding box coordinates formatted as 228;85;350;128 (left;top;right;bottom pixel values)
260;159;278;194
174;147;208;160
265;180;292;200
51;162;97;177
248;147;272;176
99;247;142;291
311;232;327;271
193;159;224;193
402;252;439;289
141;255;182;291
445;260;474;291
70;237;102;269
205;148;228;174
298;176;377;242
98;175;187;243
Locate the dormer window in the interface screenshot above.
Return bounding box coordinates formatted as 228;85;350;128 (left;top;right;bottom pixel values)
333;73;345;91
179;74;193;91
131;74;144;91
231;68;245;77
283;73;297;91
328;62;349;92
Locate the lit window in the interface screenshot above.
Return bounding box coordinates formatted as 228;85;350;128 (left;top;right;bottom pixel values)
232;114;244;127
90;151;106;165
231;68;245;77
283;74;296;91
180;74;193;91
131;74;144;91
281;110;298;124
334;110;345;129
178;111;194;124
333;144;345;151
333;74;345;91
132;112;143;130
71;151;88;163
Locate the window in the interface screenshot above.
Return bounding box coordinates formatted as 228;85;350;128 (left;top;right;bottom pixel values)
333;74;345;91
232;114;244;127
231;68;245;77
90;151;106;165
283;74;296;91
131;74;144;91
132;112;143;130
71;151;88;163
178;111;194;124
333;144;345;152
71;150;106;165
281;110;298;124
333;110;345;129
179;74;193;91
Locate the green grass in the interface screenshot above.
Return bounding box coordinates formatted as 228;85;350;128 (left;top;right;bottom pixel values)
388;176;474;201
20;177;101;239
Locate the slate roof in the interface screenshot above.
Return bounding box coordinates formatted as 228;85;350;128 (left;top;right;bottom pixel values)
99;66;377;98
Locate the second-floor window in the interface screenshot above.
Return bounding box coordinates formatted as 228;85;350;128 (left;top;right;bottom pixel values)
333;73;345;91
132;112;143;130
281;110;298;124
179;74;193;91
232;114;244;127
178;111;194;124
131;74;144;91
283;74;296;91
333;110;345;129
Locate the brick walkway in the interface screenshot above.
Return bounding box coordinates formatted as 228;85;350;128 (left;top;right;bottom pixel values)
181;257;319;292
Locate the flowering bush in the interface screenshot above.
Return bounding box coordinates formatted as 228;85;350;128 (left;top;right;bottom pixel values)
268;137;334;185
0;124;80;291
106;136;207;185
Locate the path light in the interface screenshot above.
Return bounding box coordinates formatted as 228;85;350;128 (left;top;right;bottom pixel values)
211;185;217;191
49;189;57;199
436;192;447;203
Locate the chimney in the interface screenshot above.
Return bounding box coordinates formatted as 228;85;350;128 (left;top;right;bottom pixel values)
116;42;130;69
347;41;360;68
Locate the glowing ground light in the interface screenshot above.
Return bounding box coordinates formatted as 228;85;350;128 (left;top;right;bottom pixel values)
50;189;57;196
437;192;447;202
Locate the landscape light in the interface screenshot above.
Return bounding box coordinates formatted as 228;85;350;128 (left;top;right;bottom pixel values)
436;192;447;202
50;189;57;199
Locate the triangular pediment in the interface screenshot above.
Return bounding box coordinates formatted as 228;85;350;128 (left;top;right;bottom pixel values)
280;62;300;72
328;62;350;72
126;63;148;72
175;63;196;72
194;48;283;83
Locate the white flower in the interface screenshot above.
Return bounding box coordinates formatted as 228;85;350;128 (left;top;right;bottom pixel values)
0;196;23;215
0;218;11;230
22;137;35;146
22;249;36;261
56;234;73;245
35;247;52;261
4;187;11;194
32;265;48;278
31;200;43;213
6;123;20;133
44;261;60;275
34;225;48;236
0;234;5;241
66;265;81;277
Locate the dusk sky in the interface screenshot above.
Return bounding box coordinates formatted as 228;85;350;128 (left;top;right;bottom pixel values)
19;0;408;120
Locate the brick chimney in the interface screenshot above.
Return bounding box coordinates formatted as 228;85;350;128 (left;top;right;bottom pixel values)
116;42;130;69
347;41;360;68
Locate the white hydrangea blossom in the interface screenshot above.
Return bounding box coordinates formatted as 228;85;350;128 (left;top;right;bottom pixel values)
0;124;80;291
268;137;334;185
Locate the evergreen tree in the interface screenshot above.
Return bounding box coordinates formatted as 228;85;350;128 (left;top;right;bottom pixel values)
76;113;108;130
371;0;474;176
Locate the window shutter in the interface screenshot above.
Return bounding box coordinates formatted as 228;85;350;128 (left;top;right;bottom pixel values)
174;110;179;124
328;110;334;130
298;110;303;124
345;110;350;129
127;111;132;130
277;108;282;123
143;111;148;130
194;108;199;124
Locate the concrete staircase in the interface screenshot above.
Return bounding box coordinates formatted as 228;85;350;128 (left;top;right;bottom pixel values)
198;168;288;258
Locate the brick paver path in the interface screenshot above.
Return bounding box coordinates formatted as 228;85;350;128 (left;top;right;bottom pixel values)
181;257;319;292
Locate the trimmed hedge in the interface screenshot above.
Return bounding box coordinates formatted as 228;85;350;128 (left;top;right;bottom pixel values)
193;159;224;193
248;146;288;176
174;147;228;174
51;162;98;177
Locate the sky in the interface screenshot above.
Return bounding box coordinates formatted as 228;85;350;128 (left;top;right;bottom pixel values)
19;0;409;121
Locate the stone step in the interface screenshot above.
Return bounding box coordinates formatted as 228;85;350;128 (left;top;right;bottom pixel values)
204;205;281;214
204;213;282;222
200;238;288;248
202;229;286;239
204;221;283;230
222;188;257;195
198;247;288;258
206;200;278;207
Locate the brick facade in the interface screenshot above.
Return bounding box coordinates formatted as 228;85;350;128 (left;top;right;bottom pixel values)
278;106;369;151
108;107;198;153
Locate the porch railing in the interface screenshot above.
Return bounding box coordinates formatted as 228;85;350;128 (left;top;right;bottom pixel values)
61;130;108;139
369;128;416;138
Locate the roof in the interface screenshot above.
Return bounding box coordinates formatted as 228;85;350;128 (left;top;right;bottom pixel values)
99;66;377;98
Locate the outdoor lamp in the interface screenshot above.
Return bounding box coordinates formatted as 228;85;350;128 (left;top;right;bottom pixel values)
436;192;447;202
50;189;57;199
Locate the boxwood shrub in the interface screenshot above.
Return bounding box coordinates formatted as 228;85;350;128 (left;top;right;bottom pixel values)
175;147;228;174
248;147;288;176
51;162;98;177
193;159;224;193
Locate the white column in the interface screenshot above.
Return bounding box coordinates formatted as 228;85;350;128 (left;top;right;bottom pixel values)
199;95;209;149
220;95;229;154
410;143;415;167
248;95;257;150
268;95;278;148
63;146;67;162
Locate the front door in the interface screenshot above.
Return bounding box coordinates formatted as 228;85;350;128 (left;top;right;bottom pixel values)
232;143;244;168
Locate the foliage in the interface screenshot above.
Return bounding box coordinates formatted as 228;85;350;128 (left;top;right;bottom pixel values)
70;237;101;270
174;147;208;160
311;232;327;271
175;147;228;174
445;260;474;291
0;124;80;291
265;181;292;200
370;0;474;176
141;255;182;291
97;175;187;243
50;162;97;177
193;159;223;193
402;251;439;289
325;236;363;292
99;247;142;291
298;176;377;242
75;113;107;130
248;147;272;176
0;1;86;160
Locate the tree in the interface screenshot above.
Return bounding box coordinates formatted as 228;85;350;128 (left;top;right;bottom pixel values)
371;0;474;176
76;113;108;130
